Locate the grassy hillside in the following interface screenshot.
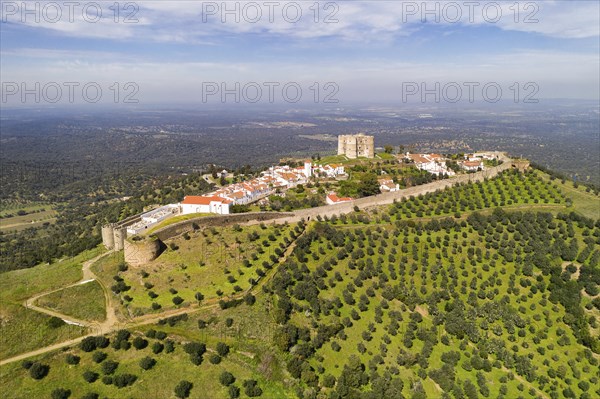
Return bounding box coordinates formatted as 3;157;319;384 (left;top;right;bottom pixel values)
1;169;598;398
0;249;102;358
35;281;106;322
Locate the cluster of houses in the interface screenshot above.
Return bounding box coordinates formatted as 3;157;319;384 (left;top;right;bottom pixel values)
181;161;348;215
402;152;492;176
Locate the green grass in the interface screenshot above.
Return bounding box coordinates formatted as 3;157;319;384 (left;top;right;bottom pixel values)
0;296;292;399
0;248;102;359
35;281;106;322
559;179;599;220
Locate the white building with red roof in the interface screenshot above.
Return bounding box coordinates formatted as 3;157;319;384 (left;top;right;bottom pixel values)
326;192;353;205
180;195;232;215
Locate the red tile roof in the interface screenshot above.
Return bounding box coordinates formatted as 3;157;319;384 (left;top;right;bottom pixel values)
182;196;230;205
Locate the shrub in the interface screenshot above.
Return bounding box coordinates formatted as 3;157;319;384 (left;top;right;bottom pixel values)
173;296;184;306
174;380;193;398
152;342;164;354
183;342;206;356
101;376;113;385
51;388;71;399
225;318;234;327
29;362;49;380
66;354;80;365
228;385;241;398
209;354;222;364
243;380;263;397
216;342;230;357
113;373;137;388
101;360;119;375
165;340;175;353
92;351;107;363
198;319;207;329
83;370;99;383
151;302;161;310
94;336;110;348
146;329;157;339
155;331;167;340
139;357;156;370
219;371;236;386
132;336;148;350
21;360;33;370
80;394;99;399
80;337;98;352
48;316;65;328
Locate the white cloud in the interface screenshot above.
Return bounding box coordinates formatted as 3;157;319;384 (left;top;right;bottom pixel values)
3;1;597;43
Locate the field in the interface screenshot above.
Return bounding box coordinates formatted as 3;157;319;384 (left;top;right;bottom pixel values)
0;248;102;359
35;281;106;322
0;168;598;398
0;203;58;233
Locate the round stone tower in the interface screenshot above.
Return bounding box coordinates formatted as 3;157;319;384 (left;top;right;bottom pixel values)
101;224;115;250
113;227;126;251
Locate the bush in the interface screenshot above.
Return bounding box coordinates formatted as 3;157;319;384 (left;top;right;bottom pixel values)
132;336;148;350
139;357;156;370
80;337;98;352
48;316;65;329
155;331;167;340
244;293;256;306
51;388;71;399
66;354;80;365
183;342;206;356
198;319;207;329
101;376;113;385
209;354;222;364
146;329;157;339
152;342;164;354
228;385;241;399
94;336;110;348
92;351;107;363
216;342;230;357
29;362;49;380
83;370;99;383
165;340;175;353
174;380;193;398
22;360;33;370
243;380;263;397
225;318;234;327
113;373;137;388
80;393;99;399
219;371;236;386
173;296;184;306
101;360;119;375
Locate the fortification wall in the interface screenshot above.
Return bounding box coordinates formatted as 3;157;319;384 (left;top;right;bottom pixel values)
124;237;164;267
153;212;294;242
101;225;115;249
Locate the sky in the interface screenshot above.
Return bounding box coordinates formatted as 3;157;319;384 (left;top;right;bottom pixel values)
1;0;599;106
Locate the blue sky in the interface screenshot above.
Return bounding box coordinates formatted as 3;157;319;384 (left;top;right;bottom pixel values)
1;0;599;106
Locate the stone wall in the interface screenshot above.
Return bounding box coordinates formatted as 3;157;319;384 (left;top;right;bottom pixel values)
153;212;294;242
124;236;165;267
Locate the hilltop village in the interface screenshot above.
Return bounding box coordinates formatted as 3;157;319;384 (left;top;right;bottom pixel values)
117;134;502;237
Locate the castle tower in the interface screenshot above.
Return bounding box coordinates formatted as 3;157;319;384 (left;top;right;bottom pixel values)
337;134;374;159
101;224;115;250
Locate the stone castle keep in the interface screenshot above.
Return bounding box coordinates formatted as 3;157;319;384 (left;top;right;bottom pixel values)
337;134;375;159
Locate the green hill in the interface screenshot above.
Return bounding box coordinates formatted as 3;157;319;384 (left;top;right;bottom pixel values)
0;169;598;399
